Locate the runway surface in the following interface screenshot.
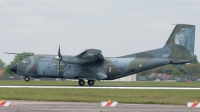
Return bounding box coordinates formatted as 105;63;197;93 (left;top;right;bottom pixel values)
0;86;200;90
1;100;200;112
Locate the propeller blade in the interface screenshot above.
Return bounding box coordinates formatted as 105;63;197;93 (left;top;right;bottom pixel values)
58;45;62;61
57;45;62;75
58;59;60;75
4;52;23;55
58;46;60;56
4;52;33;56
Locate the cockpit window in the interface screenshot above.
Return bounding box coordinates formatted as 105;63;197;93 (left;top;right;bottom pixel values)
21;59;31;63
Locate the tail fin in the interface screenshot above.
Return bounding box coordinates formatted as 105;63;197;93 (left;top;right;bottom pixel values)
164;24;195;61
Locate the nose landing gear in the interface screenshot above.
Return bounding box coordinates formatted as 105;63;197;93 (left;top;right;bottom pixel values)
24;76;30;82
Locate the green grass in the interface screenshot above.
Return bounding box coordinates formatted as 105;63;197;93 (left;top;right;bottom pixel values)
1;80;200;105
0;88;199;105
0;80;200;87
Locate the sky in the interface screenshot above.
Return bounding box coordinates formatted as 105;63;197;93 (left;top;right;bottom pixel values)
0;0;200;64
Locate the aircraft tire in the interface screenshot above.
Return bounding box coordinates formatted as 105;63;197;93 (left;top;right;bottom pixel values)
24;76;30;82
78;79;85;86
87;80;95;86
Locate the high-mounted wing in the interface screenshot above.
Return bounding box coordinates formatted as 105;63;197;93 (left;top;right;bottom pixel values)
59;49;104;64
54;45;104;64
77;49;104;61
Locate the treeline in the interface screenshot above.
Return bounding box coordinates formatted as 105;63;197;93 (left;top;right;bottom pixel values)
0;59;5;70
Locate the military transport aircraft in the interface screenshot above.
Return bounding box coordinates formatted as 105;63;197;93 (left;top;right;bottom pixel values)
7;24;195;86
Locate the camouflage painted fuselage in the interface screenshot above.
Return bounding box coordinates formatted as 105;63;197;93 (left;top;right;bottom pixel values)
13;24;195;80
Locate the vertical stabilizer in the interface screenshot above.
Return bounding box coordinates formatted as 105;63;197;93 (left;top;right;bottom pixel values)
165;24;195;60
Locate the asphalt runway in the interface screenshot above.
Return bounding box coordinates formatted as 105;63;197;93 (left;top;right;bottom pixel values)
1;100;200;112
0;86;200;90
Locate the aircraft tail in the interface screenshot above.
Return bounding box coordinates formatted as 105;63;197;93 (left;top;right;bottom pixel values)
164;24;195;61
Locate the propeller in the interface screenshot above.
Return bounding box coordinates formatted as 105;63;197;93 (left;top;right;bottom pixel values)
4;52;22;55
4;52;33;56
58;45;62;61
57;45;62;75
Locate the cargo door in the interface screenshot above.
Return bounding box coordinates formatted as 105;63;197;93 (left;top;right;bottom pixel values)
38;59;48;75
47;61;57;75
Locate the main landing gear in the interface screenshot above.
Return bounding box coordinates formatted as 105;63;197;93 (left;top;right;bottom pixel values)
78;79;85;86
88;80;95;86
78;79;95;86
24;76;30;82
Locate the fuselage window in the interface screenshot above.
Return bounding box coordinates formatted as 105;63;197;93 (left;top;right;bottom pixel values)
21;59;31;63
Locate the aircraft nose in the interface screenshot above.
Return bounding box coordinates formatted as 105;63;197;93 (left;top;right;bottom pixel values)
10;64;17;73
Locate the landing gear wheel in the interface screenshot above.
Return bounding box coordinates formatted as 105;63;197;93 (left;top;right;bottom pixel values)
24;76;30;82
87;80;95;86
78;79;85;86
